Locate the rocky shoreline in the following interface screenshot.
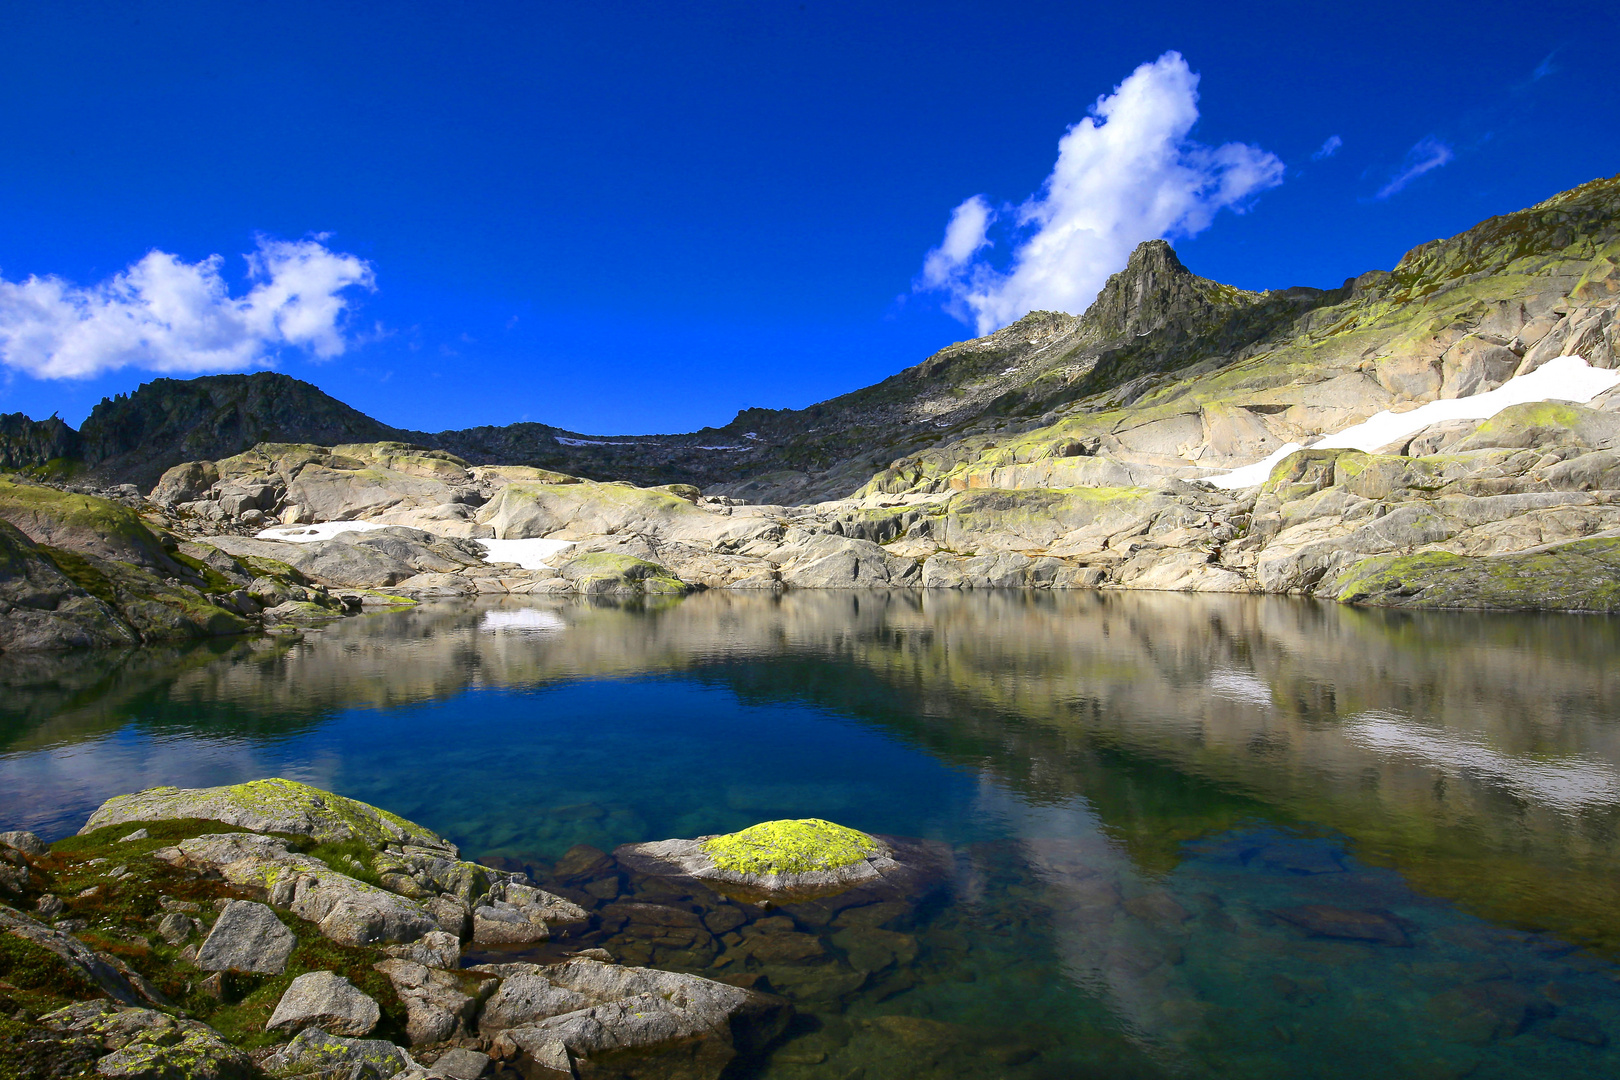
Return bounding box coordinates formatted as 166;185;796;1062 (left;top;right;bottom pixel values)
8;385;1620;657
0;780;955;1079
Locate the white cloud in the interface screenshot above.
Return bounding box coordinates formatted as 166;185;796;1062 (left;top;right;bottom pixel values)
1375;136;1453;200
1312;134;1343;160
917;51;1284;335
918;195;995;289
0;236;375;379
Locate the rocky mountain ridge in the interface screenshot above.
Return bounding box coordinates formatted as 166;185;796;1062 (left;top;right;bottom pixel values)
3;174;1620;641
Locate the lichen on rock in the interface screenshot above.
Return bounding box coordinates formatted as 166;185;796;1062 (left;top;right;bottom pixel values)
616;818;951;903
79;778;455;854
701;819;878;877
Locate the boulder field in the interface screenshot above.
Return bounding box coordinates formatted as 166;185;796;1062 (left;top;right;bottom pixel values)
1;780;880;1079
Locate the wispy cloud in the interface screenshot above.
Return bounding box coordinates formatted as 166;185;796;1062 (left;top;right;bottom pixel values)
0;236;375;379
1376;136;1454;199
1312;134;1343;160
916;51;1284;335
1531;53;1557;82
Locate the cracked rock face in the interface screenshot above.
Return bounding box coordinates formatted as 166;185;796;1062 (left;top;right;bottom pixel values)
373;958;482;1045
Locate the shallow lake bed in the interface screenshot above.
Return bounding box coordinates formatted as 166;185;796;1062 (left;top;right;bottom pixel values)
4;591;1619;1078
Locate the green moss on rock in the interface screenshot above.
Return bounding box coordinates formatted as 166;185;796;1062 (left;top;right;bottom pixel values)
79;778;454;853
558;552;691;596
701;819;877;877
1336;537;1620;611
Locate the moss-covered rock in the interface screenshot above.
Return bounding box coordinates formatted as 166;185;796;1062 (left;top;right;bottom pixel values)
0;477;173;571
555;551;691;597
1335;536;1620;611
0;520;138;652
1453;400;1620;452
615;819;951;902
702;819;878;876
79;779;456;854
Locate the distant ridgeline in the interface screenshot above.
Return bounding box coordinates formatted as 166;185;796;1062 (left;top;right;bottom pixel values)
5;172;1619;499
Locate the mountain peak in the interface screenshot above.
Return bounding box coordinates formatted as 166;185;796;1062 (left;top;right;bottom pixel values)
1082;238;1257;340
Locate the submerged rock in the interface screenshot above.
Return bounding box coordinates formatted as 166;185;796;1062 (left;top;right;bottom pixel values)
1272;904;1412;946
479;957;791;1080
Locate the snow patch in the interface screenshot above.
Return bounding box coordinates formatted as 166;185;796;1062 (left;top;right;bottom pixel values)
257;521;572;570
1204;355;1620;489
257;521;390;543
478;538;574;570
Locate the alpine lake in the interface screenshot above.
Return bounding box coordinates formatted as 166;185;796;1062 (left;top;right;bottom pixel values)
4;590;1620;1080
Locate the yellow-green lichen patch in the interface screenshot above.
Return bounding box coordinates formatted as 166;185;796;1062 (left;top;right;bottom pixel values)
80;779;452;852
702;819;877;877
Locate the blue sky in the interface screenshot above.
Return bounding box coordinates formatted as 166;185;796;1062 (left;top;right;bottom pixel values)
0;1;1615;435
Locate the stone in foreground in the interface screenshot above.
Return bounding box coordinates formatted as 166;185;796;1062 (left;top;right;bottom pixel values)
39;1001;256;1080
480;957;790;1080
263;1027;417;1079
168;832;440;947
0;830;48;856
194;900;297;974
431;1046;492;1080
267;970;381;1037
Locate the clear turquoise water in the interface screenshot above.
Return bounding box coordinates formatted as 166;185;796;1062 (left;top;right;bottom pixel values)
4;591;1620;1078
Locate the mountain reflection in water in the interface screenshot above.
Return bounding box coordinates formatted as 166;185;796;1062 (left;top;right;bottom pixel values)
4;592;1620;1077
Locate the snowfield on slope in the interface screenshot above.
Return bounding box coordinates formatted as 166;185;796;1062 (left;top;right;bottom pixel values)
256;522;574;570
1205;355;1620;489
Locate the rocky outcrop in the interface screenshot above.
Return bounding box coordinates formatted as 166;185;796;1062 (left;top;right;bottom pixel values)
82;779;457;852
0;518;139;652
78;372;420;488
0;477;349;652
2;781;800;1080
0;412;81;473
0;904;147;1005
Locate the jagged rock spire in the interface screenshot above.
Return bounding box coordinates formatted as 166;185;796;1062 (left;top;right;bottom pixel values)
1081;239;1208;339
